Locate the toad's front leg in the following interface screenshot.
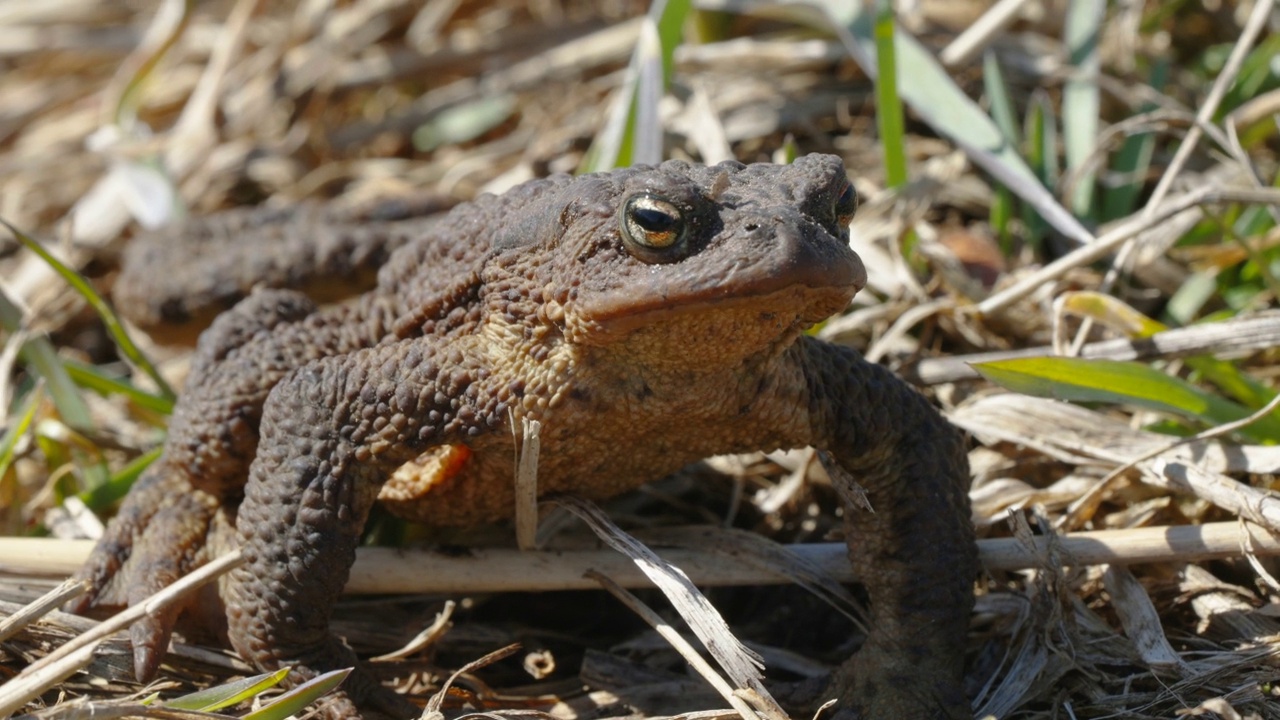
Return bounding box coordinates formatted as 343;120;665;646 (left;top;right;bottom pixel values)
797;338;977;720
225;338;504;720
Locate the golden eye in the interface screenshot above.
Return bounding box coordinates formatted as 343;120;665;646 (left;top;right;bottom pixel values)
621;193;685;250
835;182;857;227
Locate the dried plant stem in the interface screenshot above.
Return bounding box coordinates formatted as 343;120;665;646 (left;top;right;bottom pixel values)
0;577;87;643
1141;0;1275;216
588;570;767;720
977;186;1280;315
0;550;242;718
1061;391;1280;530
1070;0;1278;353
512;416;541;551
938;0;1035;67
9;522;1280;597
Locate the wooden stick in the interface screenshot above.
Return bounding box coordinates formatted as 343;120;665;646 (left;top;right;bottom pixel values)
5;522;1277;594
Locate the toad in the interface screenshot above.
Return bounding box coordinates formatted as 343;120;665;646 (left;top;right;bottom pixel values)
74;155;977;719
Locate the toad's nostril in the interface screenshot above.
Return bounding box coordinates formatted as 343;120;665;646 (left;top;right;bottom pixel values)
745;222;759;231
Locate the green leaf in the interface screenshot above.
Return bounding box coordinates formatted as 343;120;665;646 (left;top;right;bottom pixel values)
651;0;688;85
1060;291;1279;414
1057;291;1164;337
1025;90;1059;189
412;94;516;152
166;668;291;712
242;668;352;720
990;184;1015;252
973;357;1280;442
870;0;915;262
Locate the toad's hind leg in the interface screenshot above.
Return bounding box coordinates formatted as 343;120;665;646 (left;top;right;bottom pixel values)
227;337;505;719
73;289;394;681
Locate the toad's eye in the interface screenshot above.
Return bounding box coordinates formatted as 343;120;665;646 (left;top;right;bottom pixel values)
621;194;685;250
834;182;857;227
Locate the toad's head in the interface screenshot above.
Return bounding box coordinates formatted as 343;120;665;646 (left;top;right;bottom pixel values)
489;154;865;371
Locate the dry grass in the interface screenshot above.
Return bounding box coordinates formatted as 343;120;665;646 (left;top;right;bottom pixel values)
4;1;1280;719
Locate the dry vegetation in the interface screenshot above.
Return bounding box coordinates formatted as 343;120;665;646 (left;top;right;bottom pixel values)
3;1;1280;719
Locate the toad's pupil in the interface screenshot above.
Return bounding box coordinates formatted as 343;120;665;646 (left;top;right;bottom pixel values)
836;185;855;212
632;206;677;232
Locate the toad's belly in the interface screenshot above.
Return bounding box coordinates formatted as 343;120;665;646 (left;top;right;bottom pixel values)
374;436;697;527
372;382;803;526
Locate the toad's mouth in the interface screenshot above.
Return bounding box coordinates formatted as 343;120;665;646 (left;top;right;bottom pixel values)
574;241;867;343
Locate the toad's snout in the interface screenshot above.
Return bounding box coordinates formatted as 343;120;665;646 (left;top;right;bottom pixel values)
727;208;866;302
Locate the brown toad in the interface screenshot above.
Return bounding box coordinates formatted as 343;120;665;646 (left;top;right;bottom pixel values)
75;155;977;719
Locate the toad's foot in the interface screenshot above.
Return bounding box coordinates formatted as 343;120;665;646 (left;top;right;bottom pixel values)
71;464;230;681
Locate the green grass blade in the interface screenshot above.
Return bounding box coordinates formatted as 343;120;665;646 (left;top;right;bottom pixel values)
113;0;195;124
778;135;799;164
652;0;688;83
0;287;94;432
242;668;351;720
1102;59;1166;221
1025;90;1060;188
1220;33;1280;119
871;0;913;260
1056;290;1163;335
814;0;1093;247
1021;91;1056;249
873;0;907;189
166;668;291;712
0;386;41;485
983;51;1018;251
631;20;666;165
1062;0;1102;220
973;357;1280;442
2;219;174;400
77;445;162;509
582;0;691;171
1165;271;1218;325
63;359;174;415
582;85;637;172
983;51;1019;146
990;184;1016;252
